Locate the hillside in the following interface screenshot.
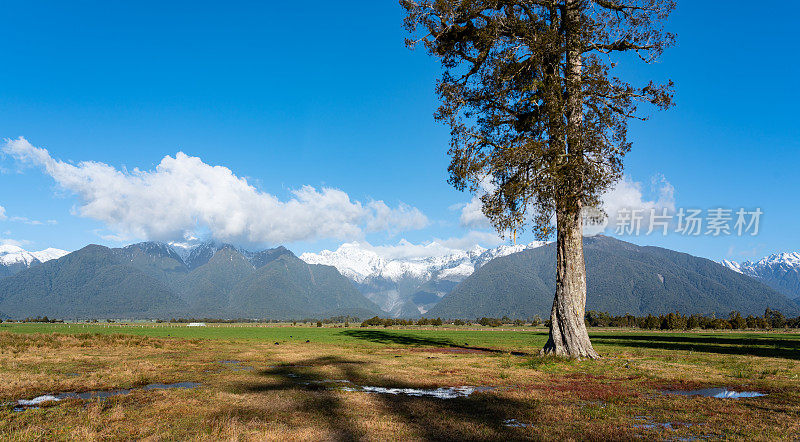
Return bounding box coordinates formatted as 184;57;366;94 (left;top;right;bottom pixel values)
0;245;186;319
300;241;546;317
0;242;379;320
428;236;800;319
722;253;800;301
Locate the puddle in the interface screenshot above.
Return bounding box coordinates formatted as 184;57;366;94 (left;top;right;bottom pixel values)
341;385;493;399
17;395;60;407
633;416;695;432
634;422;676;430
10;382;201;411
217;360;254;372
662;388;766;399
290;376;493;399
308;379;353;384
503;418;532;428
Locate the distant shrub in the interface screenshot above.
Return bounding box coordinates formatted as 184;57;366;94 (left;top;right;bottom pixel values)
361;316;383;327
478;317;502;327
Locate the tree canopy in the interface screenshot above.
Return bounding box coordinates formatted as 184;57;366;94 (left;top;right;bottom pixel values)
402;0;675;238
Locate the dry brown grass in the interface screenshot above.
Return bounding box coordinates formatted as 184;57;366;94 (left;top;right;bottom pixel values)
0;329;798;440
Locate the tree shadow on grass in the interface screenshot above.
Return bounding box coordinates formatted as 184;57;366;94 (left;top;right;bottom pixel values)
215;357;367;440
224;355;541;441
590;333;800;360
340;329;534;356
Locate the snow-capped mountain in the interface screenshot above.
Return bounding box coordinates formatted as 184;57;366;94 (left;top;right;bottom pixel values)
722;253;800;303
300;241;546;317
0;245;69;278
31;248;71;262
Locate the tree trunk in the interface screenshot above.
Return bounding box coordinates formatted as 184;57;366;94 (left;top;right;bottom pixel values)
541;0;599;359
541;204;599;358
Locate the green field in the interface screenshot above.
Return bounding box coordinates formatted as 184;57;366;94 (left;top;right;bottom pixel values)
1;324;799;440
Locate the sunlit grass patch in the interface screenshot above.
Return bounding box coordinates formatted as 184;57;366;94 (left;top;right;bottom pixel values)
0;325;798;440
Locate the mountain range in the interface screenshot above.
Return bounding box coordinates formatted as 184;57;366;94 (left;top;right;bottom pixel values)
300;241;546;317
1;237;798;320
428;236;800;319
0;242;379;319
0;245;69;279
721;254;800;304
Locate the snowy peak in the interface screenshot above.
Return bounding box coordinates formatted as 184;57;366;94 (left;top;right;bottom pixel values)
0;245;69;267
300;240;548;317
720;259;743;274
31;248;70;262
720;252;800;301
300;242;386;282
722;252;800;277
300;240;547;284
0;245;70;279
755;252;800;269
0;245;38;267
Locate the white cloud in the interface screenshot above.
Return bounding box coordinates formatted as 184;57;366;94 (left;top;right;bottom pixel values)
365;201;429;235
0;237;29;247
2;137;429;245
584;174;676;235
352;231;505;261
454;174;676;236
7;216;57;226
459;196;491;229
0;204;56;226
457;176;495;229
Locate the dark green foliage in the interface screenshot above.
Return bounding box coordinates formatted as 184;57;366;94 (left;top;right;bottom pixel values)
402;0;675;236
0;245;187;319
249;246;293;268
588;309;800;330
429;236;800;319
0;242;380;320
361;316;383;327
479;317;503;327
0;259;40;279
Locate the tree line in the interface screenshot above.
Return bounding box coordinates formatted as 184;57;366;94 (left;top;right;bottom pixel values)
356;308;800;330
585;308;799;330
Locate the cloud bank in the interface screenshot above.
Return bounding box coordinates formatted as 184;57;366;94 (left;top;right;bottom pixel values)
456;174;676;236
584;175;675;235
3;137;429;245
322;231;506;262
365;231;506;260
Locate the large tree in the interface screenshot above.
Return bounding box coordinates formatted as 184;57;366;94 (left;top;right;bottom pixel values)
402;0;675;358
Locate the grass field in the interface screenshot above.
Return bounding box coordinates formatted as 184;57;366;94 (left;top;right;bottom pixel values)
1;323;798;440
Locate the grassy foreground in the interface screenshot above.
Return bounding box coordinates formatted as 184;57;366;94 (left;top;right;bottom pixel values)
1;323;798;440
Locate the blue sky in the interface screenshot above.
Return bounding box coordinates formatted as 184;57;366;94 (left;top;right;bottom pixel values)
1;1;798;262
